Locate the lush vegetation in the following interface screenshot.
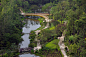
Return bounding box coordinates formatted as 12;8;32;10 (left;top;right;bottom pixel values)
0;0;26;56
0;0;61;56
30;40;63;57
29;0;86;57
31;48;63;57
45;39;60;50
29;31;37;48
49;0;86;57
29;17;64;57
0;0;86;57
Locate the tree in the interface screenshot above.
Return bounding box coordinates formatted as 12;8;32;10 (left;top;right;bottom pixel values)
42;2;53;14
22;1;29;10
55;24;66;37
75;13;86;37
0;0;23;48
30;5;39;13
50;1;69;22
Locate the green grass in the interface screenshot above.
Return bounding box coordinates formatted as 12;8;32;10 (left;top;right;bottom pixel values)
45;39;60;49
49;26;55;30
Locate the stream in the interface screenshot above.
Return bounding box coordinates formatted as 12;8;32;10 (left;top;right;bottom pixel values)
19;18;41;57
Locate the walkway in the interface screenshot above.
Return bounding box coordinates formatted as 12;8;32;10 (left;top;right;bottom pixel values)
58;31;69;57
21;13;51;19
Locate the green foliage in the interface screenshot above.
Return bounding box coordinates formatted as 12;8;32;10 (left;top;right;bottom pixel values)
29;30;36;40
35;28;57;44
42;2;53;13
41;29;53;38
49;26;55;30
45;39;60;50
29;31;37;48
50;1;69;22
69;39;86;57
30;5;39;12
55;24;66;37
38;18;44;24
16;0;29;11
69;35;74;42
50;20;60;26
49;0;86;56
28;0;58;5
0;0;23;49
29;42;37;48
0;52;20;57
38;18;47;26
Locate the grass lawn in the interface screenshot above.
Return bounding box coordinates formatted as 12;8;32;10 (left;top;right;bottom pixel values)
45;39;64;57
45;39;60;49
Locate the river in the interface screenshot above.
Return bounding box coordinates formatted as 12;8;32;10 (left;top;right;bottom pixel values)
19;18;41;57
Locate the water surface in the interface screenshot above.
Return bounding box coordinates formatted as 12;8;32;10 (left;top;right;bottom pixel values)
19;18;41;57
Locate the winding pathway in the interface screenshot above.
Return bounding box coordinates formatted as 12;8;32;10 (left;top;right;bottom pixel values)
58;31;69;57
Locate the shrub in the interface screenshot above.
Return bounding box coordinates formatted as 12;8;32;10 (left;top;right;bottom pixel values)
55;24;66;37
29;42;37;48
29;30;36;40
69;35;74;42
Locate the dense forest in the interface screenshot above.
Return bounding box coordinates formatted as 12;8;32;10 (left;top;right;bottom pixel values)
49;0;86;57
0;0;22;48
0;0;29;56
0;0;86;57
43;0;86;57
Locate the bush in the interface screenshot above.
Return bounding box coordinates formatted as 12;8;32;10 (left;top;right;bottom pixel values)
51;20;60;26
49;26;55;30
69;35;74;42
55;24;66;37
29;43;36;48
29;31;36;40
